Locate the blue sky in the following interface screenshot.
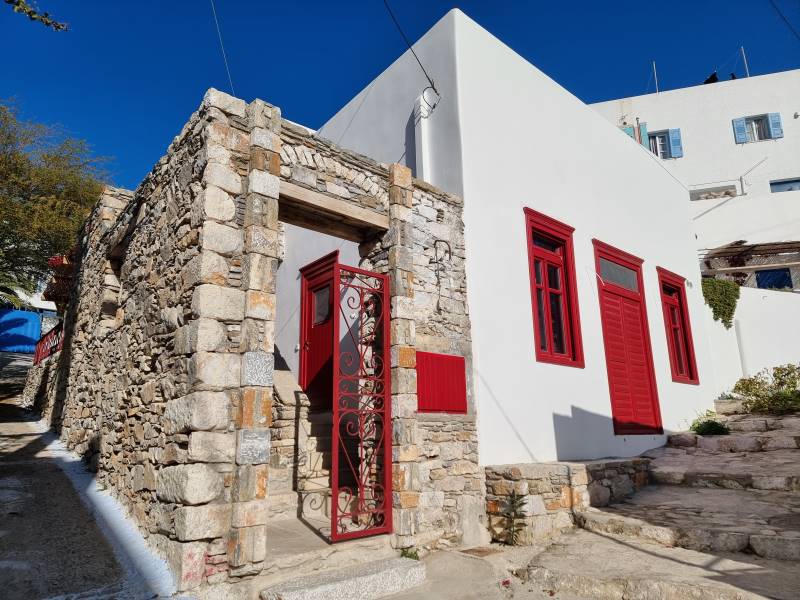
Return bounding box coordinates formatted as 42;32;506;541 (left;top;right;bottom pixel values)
2;1;799;189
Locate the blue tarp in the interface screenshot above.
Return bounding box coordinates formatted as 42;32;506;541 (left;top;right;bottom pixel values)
0;309;42;353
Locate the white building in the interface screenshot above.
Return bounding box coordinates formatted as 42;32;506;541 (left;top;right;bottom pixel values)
271;9;730;465
592;70;800;265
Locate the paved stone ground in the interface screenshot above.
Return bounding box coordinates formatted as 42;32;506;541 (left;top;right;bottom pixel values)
526;529;800;599
0;352;171;599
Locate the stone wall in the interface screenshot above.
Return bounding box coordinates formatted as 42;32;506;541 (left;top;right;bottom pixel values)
485;458;649;544
24;88;480;591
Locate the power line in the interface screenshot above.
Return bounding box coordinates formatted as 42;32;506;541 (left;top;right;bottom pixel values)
382;0;440;104
209;0;236;96
768;0;800;43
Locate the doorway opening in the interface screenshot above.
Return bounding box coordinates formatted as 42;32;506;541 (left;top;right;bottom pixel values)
296;250;392;542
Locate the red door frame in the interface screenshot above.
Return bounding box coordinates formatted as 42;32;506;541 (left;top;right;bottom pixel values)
656;267;699;385
593;240;662;435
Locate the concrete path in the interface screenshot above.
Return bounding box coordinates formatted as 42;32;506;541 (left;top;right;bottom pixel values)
0;352;173;599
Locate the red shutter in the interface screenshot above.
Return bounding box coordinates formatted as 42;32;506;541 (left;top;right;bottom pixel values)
416;352;467;414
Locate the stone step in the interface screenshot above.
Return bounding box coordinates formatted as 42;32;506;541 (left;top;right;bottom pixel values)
645;446;800;492
714;396;746;416
576;485;800;561
527;529;800;599
722;414;800;432
260;557;425;600
669;432;800;452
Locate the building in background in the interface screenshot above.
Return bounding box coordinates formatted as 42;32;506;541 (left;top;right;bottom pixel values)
592;70;800;291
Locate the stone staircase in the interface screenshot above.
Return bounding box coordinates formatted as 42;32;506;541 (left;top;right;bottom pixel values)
525;402;800;598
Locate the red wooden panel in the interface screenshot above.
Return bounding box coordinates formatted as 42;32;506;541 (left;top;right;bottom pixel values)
417;352;467;414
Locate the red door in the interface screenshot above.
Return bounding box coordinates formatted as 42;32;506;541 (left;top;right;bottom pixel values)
299;251;338;410
594;241;662;435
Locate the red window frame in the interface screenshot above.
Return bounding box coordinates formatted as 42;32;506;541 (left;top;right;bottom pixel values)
657;267;699;384
523;208;584;368
416;351;468;414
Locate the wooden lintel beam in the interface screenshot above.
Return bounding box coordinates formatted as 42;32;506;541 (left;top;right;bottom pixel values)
278;181;389;233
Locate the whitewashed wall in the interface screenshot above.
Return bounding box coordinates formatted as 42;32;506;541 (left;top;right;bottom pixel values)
591;70;800;249
321;9;720;463
275;223;360;379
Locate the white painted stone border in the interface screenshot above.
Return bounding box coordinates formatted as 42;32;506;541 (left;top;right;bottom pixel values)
26;415;176;599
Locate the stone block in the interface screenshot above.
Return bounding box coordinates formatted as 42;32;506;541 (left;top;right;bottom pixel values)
182;251;229;288
391;345;416;369
391;296;415;320
391;393;418;418
188;431;236;463
521;494;547;516
241;351;274;387
248;171;280;198
164;391;231;433
189;352;241;389
163;539;206;591
389;163;412;190
389;186;413;209
228;524;267;567
394;508;417;536
242;253;276;292
587;481;611;507
174;503;231;541
233;464;268;501
245;226;279;257
237;387;272;428
236;428;270;465
246;290;276;320
191;284;245;321
668;432;698;447
391;320;415;346
202;221;243;257
174;318;227;354
251;127;281;152
157;464;223;505
244;193;279;229
203;162;241;195
391;368;417;395
203;88;246;117
232;499;268;527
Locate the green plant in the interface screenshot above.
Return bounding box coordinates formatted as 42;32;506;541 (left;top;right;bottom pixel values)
502;490;526;546
732;364;800;414
689;409;729;435
400;547;419;560
701;278;740;329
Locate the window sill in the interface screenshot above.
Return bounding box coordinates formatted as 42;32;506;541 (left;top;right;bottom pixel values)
534;352;585;369
671;376;700;385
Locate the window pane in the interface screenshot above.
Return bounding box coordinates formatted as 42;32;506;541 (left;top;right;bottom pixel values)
536;288;548;351
669;305;680;327
770;179;800;193
547;263;561;290
549;292;566;354
533;232;562;254
313;285;331;325
672;329;686;375
662;283;679;298
599;258;638;292
755;268;792;290
534;259;543;285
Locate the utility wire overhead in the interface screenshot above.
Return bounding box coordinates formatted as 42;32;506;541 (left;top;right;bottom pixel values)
209;0;236;96
382;0;440;108
768;0;800;43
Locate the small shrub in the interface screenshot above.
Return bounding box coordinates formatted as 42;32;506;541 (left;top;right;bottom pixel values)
701;278;740;329
400;547;420;560
732;364;800;414
689;410;729;435
502;490;526;546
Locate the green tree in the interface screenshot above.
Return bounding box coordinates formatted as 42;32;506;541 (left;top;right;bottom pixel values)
4;0;67;31
0;103;104;301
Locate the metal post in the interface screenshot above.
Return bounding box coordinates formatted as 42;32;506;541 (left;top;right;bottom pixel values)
741;46;750;77
652;60;660;93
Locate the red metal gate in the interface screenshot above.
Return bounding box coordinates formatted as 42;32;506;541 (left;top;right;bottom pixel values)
330;261;392;542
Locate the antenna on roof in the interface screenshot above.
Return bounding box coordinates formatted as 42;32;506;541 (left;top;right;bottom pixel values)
652;60;659;93
740;46;751;77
